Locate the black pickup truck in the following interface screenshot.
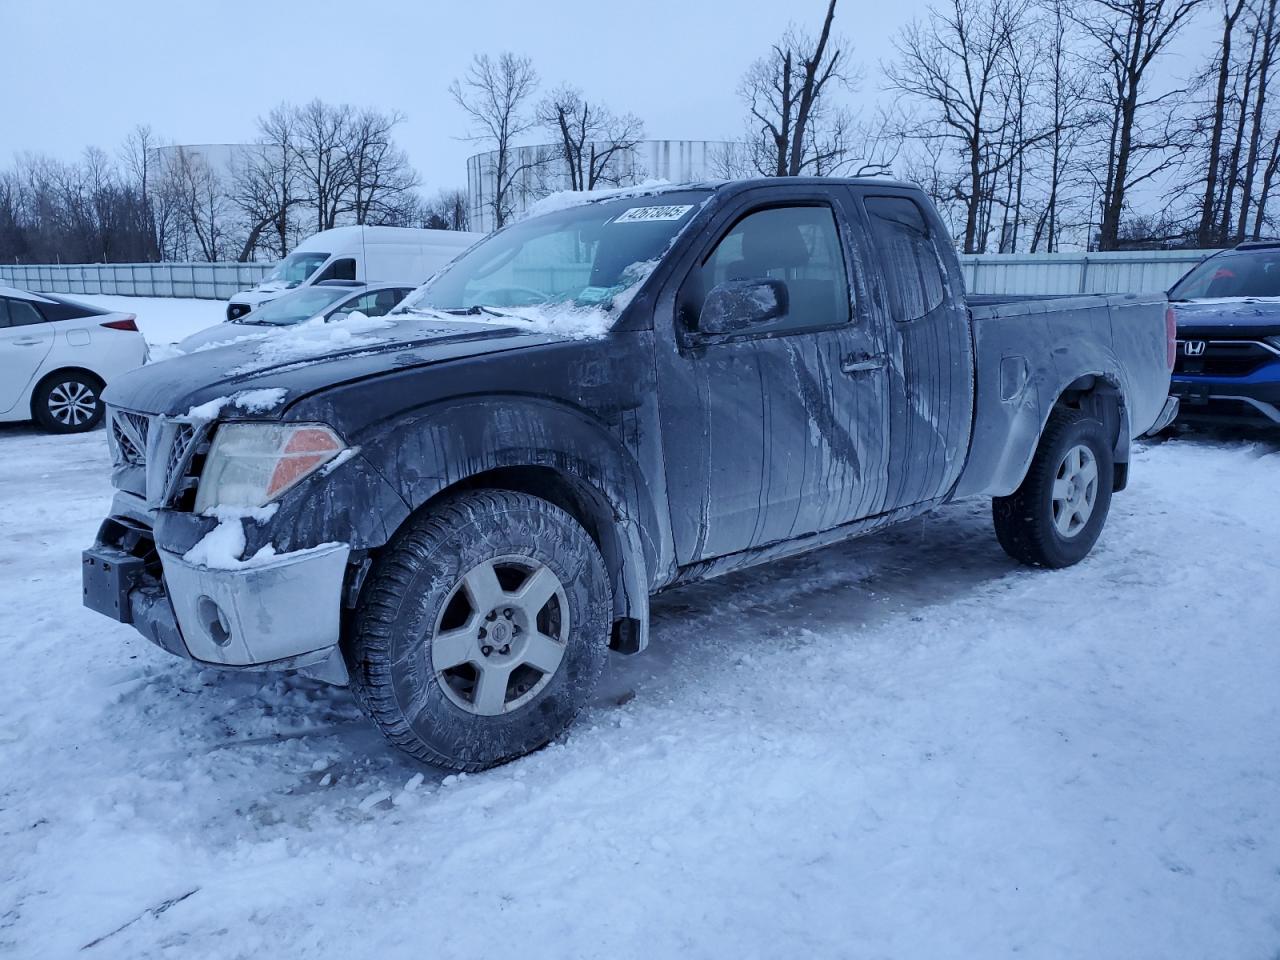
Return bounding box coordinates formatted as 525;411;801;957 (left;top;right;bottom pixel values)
84;178;1177;770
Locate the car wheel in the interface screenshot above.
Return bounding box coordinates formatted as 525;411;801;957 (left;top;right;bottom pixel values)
992;409;1115;568
346;489;612;771
33;373;105;434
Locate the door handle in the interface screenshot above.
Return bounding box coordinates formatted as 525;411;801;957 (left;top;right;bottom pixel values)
11;338;44;346
840;354;886;374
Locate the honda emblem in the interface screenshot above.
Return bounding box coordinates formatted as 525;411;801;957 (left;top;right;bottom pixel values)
1183;340;1207;357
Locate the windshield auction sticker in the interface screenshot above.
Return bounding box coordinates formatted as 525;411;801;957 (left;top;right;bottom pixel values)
612;205;695;223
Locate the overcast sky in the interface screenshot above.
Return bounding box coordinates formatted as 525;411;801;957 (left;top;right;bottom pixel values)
6;0;1214;193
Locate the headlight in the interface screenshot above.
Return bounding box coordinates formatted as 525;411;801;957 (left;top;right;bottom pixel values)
193;423;345;513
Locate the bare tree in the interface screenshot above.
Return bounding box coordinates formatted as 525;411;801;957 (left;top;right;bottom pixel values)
345;107;421;224
1236;0;1280;237
230;106;303;261
166;147;229;261
120;124;162;259
450;53;540;229
1074;0;1206;250
887;0;1045;252
740;0;855;177
536;86;644;190
421;188;471;231
1027;0;1095;251
1195;0;1250;245
293;99;356;233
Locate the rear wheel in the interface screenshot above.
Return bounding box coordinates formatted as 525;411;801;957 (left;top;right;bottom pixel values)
32;372;104;434
346;489;612;771
992;409;1115;568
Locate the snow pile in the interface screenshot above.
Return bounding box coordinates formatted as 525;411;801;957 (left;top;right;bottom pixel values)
521;179;674;220
182;503;343;571
184;388;288;423
181;504;279;569
180;327;273;355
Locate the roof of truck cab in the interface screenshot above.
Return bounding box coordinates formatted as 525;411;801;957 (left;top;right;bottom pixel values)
713;176;919;192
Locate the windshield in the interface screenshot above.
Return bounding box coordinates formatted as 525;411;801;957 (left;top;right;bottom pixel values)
1171;248;1280;300
247;286;352;326
263;251;330;286
401;190;711;317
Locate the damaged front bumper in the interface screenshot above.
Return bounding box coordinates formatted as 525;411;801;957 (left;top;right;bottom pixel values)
83;517;351;684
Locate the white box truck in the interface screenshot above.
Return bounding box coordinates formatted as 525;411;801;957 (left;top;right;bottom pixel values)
225;226;481;321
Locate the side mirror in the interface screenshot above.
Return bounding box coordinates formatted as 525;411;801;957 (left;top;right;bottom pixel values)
699;279;789;335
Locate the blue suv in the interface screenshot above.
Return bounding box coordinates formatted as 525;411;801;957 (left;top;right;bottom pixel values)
1169;240;1280;425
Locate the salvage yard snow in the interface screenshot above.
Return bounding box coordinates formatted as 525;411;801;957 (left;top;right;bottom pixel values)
1;423;1278;958
63;294;224;347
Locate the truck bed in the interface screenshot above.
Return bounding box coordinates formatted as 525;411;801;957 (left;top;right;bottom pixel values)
952;292;1171;500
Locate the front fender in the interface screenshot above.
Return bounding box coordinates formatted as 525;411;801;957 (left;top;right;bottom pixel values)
351;395;670;652
358;395;664;553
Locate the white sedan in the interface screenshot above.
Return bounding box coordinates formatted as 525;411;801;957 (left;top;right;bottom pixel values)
0;286;149;434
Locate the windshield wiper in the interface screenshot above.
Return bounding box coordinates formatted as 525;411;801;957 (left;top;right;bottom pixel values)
455;304;524;319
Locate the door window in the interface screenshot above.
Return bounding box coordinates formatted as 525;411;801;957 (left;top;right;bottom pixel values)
3;299;46;327
685;205;851;335
864;197;946;322
315;258;356;282
334;289;402;319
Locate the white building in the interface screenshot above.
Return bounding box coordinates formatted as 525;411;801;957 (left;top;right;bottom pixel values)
466;139;744;233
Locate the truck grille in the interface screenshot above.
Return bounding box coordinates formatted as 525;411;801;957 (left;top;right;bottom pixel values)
106;407;207;509
1174;338;1278;377
111;410;150;466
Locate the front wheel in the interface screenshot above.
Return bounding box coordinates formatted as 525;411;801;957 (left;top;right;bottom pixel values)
32;372;105;434
992;409;1115;568
346;489;612;771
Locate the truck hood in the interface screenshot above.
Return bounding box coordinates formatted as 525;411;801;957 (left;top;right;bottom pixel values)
1171;298;1280;338
103;313;566;419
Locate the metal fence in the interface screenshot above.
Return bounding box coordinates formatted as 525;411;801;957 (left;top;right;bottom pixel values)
1;249;1217;301
0;262;272;300
958;249;1211;296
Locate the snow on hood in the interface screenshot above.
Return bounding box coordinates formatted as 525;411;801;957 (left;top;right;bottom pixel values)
222;311;398;375
185;388;289;423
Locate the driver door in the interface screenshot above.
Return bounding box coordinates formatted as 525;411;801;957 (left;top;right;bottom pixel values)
654;186;891;564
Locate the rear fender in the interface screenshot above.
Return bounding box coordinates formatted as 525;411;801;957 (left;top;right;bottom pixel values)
953;309;1130;499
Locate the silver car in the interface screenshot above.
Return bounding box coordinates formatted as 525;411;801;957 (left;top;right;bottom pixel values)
178;282;415;352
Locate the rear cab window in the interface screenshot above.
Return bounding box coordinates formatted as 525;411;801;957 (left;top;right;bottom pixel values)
864;196;947;322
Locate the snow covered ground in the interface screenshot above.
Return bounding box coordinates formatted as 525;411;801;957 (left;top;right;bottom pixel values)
67;294;224;347
1;423;1278;959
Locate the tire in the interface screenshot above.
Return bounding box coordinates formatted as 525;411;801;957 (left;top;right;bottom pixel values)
992;409;1115;568
32;372;104;434
346;489;612;771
